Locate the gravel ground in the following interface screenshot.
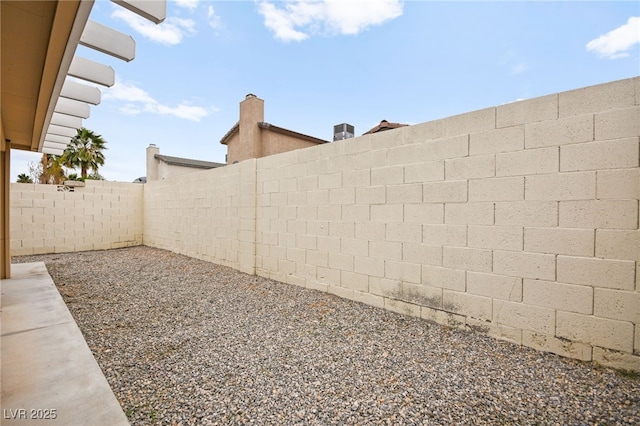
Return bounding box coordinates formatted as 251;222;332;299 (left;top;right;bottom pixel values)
13;246;639;425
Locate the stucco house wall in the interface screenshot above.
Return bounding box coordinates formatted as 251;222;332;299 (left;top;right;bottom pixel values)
146;144;223;181
221;94;327;164
155;161;198;180
261;126;326;158
223;131;242;164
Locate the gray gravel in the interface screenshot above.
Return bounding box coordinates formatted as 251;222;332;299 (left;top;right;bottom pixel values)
13;246;639;425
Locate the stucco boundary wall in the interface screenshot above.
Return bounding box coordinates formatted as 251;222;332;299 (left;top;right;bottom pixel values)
10;181;143;255
252;77;640;371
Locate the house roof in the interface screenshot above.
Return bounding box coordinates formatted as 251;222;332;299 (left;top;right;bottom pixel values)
219;122;240;145
154;154;225;169
257;122;328;144
363;119;408;135
219;121;328;145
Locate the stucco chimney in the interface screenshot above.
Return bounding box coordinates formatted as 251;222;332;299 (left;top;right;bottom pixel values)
239;94;264;159
146;144;160;182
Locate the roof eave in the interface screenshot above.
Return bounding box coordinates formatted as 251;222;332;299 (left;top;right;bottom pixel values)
34;0;94;152
155;154;225;169
258;122;328;145
219;122;239;145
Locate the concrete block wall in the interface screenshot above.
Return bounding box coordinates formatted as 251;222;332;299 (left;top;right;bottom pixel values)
143;160;256;275
10;77;639;371
10;181;143;255
253;77;640;371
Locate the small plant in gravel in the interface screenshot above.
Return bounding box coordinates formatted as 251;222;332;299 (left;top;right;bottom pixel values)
617;369;639;379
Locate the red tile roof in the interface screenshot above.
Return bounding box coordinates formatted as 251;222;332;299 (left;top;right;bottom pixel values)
363;119;408;135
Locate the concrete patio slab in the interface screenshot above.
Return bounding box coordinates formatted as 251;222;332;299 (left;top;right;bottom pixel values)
1;262;129;425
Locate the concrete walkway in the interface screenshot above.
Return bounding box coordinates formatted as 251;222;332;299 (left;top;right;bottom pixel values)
1;262;129;425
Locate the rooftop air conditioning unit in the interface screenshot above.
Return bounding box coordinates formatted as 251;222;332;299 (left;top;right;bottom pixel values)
333;123;354;141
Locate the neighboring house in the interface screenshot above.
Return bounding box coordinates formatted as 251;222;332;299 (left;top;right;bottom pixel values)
363;119;408;135
146;144;224;182
220;94;329;164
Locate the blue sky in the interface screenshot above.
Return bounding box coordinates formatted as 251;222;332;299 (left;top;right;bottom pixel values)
11;0;640;182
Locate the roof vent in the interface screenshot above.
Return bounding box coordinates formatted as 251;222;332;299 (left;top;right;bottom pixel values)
333;123;354;141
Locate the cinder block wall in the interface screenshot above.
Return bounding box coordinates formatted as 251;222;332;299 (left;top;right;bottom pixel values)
10;181;143;255
12;77;639;370
253;77;639;371
143;159;256;275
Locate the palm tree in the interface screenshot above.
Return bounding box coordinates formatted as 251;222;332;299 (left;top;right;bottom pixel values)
16;173;33;183
63;128;107;179
39;154;66;184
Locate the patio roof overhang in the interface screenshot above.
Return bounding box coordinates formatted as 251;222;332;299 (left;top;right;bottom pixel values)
1;0;166;155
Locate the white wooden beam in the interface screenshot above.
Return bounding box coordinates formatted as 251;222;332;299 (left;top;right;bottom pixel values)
43;140;70;150
44;134;73;145
55;98;90;119
50;113;82;129
111;0;166;24
42;146;66;156
68;56;115;87
60;80;101;105
47;125;77;138
80;20;135;62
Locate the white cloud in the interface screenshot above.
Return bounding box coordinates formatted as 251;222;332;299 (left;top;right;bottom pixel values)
207;6;222;31
586;16;640;59
510;62;529;75
104;80;211;122
119;104;143;116
498;50;529;76
174;0;199;11
112;8;196;45
258;2;309;42
145;103;210;122
258;0;403;42
104;80;156;104
323;0;403;35
503;98;526;105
